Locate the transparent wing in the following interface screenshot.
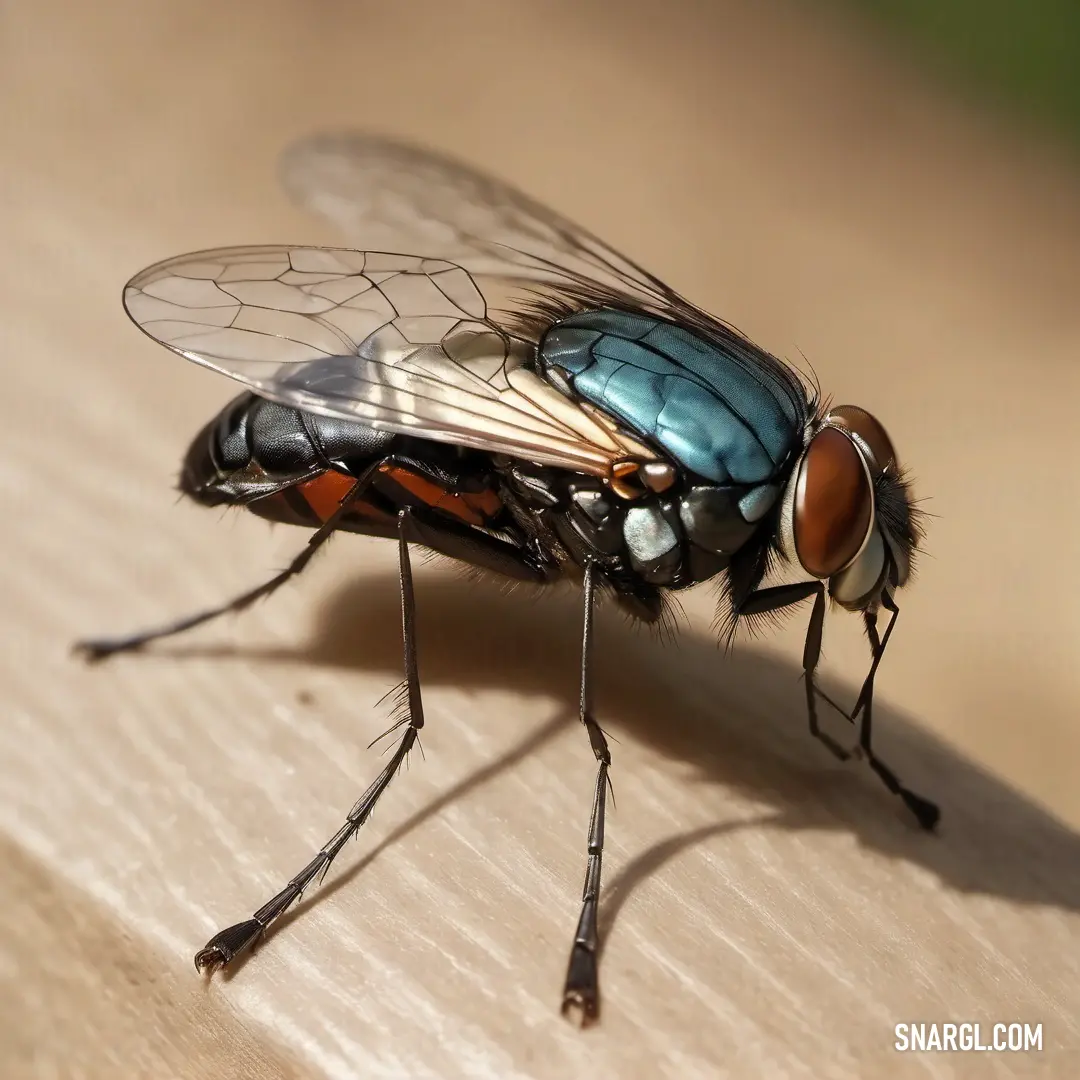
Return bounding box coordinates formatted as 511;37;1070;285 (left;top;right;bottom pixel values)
123;244;652;475
280;131;714;331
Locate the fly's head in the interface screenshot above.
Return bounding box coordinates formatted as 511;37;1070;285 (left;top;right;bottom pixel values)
777;405;924;613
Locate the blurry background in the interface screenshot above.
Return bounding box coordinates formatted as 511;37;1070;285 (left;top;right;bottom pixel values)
2;1;1079;1077
844;0;1080;141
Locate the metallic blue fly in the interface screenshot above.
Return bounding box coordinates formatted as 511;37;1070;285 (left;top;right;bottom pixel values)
77;133;934;1024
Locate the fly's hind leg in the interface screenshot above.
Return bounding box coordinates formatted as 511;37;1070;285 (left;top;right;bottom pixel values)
76;455;553;662
74;459;396;662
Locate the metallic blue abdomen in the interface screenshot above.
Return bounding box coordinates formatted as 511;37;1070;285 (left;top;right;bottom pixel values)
539;309;807;484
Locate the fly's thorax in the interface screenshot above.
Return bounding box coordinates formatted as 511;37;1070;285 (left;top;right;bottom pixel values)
538;309;810;491
776;405;914;611
502;460;781;590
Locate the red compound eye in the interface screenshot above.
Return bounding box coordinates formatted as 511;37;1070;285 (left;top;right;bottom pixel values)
825;405;897;474
794;427;873;578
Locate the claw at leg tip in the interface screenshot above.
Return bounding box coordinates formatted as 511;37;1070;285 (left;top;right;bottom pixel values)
561;991;599;1028
193;947;226;975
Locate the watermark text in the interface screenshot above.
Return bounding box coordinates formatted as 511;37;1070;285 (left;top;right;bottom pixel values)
895;1023;1042;1053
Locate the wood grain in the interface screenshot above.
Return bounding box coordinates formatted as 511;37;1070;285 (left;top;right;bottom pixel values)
2;0;1078;1076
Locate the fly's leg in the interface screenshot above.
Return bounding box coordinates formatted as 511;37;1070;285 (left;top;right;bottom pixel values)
735;581;938;829
561;562;612;1026
73;459;388;662
852;598;939;829
195;507;426;972
737;581;850;760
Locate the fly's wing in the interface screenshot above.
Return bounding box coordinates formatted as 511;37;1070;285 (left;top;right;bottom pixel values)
279;132;812;419
123;245;648;475
279;132;712;331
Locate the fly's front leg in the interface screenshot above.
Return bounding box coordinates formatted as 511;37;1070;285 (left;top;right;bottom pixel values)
851;599;940;830
736;580;850;761
735;582;938;829
561;561;611;1026
195;507;426;972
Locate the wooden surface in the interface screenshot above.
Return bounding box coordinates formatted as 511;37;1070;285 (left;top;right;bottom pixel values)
3;1;1079;1076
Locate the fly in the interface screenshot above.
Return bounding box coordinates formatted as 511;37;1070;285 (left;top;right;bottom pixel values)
77;132;936;1024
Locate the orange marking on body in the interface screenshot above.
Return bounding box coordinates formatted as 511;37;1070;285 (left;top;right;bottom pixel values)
378;464;493;527
461;487;503;519
297;470;388;523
